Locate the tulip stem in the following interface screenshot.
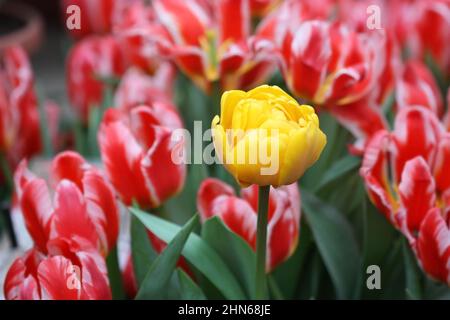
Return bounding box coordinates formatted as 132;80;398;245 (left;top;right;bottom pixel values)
0;153;13;194
255;185;270;300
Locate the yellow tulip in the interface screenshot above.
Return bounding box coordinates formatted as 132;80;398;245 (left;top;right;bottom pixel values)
212;85;327;187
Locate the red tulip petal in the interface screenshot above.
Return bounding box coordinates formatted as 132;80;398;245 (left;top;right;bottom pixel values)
398;157;436;235
66;36;125;121
360;131;397;223
51;180;99;249
198;178;235;221
141;127;186;207
417;208;450;285
396;60;443;115
217;0;250;44
153;0;210;46
129;103;182;134
392;107;442;183
212;196;258;249
37;256;82;300
78;251;112;300
51;151;87;191
267;184;301;271
327;64;369;104
83;170;120;253
240;185;258;212
3;249;42;300
114;67;175;114
289;21;331;100
129;106;163;149
99;110;151;207
434;135;450;193
329;98;387;149
20;178;53;252
14;159;36;198
173;47;208;90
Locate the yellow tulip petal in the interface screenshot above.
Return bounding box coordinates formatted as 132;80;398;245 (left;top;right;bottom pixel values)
220;90;247;128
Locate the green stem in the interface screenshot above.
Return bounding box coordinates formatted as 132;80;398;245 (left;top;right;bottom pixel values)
255;185;270;300
0;153;14;194
106;245;126;300
268;274;284;300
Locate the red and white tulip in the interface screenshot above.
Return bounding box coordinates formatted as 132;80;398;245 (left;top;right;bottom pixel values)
0;47;41;169
114;64;176;114
66;35;127;122
152;0;276;92
4;244;111;300
112;0;173;73
396;60;444;116
98;105;185;209
415;0;450;77
14;151;120;256
197;178;300;271
361;107;450;284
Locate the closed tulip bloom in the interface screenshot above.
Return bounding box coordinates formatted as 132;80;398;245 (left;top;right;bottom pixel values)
416;0;450;76
113;64;175;114
197;178;301;272
14;151;120;256
212;85;326;187
396;60;444;116
0;46;41;167
98;105;185;208
112;1;173;73
66;35;127;122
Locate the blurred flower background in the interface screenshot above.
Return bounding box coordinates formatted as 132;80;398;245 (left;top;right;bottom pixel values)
0;0;449;300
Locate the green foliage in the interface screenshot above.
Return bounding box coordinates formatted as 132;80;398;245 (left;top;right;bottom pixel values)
130;208;246;299
135;215;199;299
301;189;361;299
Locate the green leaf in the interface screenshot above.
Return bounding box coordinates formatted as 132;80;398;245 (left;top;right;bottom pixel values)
177;269;206;300
272;218;313;299
314;155;361;192
106;245;126;300
358;199;399;299
136;215;199;299
380;237;407;299
301;189;361;299
402;239;423;300
201;217;255;299
130;208;246;299
131;214;158;286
